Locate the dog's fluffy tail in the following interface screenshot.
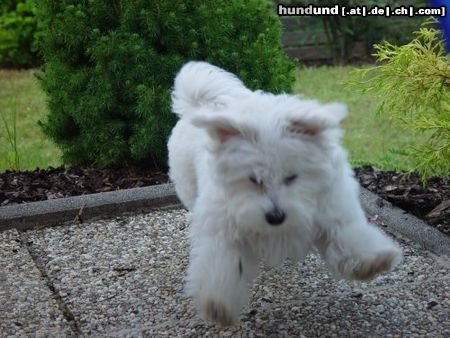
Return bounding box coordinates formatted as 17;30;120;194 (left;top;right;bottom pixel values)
172;61;251;117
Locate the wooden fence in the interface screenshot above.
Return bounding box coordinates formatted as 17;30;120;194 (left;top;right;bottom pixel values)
281;18;337;63
280;17;421;64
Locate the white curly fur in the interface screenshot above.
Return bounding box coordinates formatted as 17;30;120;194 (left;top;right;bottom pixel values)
167;61;402;326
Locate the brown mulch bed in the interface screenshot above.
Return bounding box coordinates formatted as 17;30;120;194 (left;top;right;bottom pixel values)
0;166;448;235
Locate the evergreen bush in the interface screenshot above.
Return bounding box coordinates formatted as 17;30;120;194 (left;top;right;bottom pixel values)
351;21;450;181
0;0;40;67
36;0;295;169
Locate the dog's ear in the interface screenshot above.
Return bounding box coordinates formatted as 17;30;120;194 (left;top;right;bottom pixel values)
191;115;255;143
287;103;347;137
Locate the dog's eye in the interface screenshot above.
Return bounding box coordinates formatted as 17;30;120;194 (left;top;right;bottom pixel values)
284;174;298;185
249;175;263;186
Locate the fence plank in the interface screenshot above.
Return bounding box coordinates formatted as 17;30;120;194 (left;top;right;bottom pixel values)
284;46;333;61
281;18;317;31
282;31;328;47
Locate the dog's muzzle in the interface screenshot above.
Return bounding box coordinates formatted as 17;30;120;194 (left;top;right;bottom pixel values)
265;209;286;226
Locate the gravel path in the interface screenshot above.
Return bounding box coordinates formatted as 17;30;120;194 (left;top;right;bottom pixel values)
1;207;449;337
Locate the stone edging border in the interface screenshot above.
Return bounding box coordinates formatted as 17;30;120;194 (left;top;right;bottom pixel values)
0;183;179;232
0;184;448;256
360;188;449;257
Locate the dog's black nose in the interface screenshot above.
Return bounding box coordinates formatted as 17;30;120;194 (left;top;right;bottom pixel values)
265;209;285;226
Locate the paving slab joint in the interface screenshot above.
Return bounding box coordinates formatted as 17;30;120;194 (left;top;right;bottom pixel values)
18;231;81;335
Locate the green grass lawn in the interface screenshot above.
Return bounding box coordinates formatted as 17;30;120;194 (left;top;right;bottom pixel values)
0;66;423;172
0;69;61;172
294;66;424;171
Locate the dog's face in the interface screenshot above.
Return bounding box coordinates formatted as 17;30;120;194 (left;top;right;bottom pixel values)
193;93;347;235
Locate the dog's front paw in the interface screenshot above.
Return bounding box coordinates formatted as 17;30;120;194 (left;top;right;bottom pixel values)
204;300;235;326
351;249;401;281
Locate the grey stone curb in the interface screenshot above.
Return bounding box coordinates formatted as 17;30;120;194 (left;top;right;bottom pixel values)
360;188;450;257
1;184;448;257
0;183;179;232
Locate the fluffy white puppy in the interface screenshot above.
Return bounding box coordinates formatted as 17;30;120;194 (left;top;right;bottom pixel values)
167;61;402;326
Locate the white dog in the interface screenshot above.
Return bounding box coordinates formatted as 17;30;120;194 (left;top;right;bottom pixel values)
167;61;402;326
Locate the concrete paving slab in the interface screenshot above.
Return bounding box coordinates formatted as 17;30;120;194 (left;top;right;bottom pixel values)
23;208;449;337
0;229;74;336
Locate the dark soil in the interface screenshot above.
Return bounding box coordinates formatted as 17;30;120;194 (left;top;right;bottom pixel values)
0;166;169;206
0;166;448;235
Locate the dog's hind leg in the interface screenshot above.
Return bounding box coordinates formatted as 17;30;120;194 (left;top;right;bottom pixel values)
185;236;258;326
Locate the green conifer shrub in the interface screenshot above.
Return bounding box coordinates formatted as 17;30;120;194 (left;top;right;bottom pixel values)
0;0;41;66
36;0;295;169
352;22;450;181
